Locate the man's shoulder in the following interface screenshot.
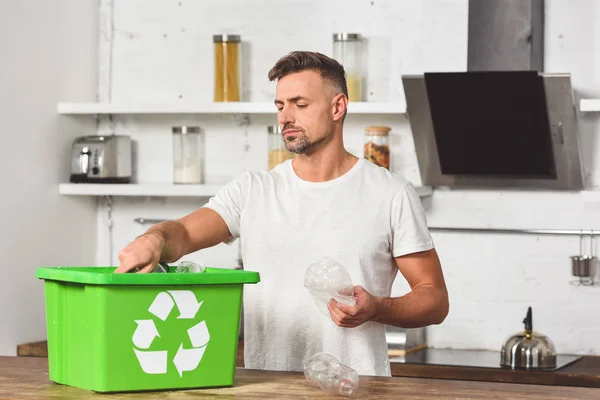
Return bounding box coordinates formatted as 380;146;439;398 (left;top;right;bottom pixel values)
359;159;411;193
228;160;291;186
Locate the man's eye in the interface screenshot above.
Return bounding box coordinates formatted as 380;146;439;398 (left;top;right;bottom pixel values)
297;104;307;108
277;107;283;112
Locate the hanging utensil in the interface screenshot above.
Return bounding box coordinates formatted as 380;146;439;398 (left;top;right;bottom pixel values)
570;230;597;286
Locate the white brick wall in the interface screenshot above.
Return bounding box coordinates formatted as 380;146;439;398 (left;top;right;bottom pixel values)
95;0;600;354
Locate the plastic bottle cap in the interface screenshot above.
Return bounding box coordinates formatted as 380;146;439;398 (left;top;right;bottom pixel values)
339;379;354;395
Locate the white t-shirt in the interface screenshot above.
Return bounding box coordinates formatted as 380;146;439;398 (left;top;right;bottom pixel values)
203;158;434;376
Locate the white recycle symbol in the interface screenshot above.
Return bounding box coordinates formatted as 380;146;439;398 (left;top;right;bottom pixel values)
133;290;210;377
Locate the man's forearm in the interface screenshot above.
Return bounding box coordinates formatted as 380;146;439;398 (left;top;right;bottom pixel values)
143;208;232;264
372;286;449;328
144;221;188;263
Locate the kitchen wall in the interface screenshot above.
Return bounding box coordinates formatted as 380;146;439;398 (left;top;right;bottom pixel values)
96;0;600;354
0;0;98;355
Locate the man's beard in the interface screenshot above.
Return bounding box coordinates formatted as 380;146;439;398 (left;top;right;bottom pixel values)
284;131;328;155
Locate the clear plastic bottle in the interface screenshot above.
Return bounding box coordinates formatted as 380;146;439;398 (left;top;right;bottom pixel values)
304;257;356;317
304;353;360;396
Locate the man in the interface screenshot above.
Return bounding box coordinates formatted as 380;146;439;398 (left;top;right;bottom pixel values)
116;51;449;377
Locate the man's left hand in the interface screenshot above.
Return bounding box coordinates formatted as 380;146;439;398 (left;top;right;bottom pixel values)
327;285;377;328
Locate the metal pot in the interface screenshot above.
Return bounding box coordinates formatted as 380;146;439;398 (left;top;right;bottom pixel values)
570;231;598;285
500;307;557;369
571;255;597;278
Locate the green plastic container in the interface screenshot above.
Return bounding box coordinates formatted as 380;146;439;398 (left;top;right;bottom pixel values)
36;266;260;393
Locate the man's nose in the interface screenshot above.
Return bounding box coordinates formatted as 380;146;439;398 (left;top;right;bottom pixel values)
278;106;294;126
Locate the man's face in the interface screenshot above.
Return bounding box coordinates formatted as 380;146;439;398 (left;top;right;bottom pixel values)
274;70;337;154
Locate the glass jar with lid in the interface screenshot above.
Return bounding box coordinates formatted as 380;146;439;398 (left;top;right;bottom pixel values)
172;126;203;184
268;125;294;169
332;33;363;102
364;126;390;169
213;34;241;102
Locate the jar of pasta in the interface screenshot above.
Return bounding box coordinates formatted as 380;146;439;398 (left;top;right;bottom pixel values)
268;125;294;169
213;34;241;102
364;126;390;169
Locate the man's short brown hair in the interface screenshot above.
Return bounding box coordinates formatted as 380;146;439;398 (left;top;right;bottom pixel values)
268;51;348;99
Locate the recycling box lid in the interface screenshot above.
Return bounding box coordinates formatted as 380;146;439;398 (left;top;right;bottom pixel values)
36;266;260;286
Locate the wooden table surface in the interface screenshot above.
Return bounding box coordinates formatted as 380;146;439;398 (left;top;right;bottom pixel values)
2;356;599;399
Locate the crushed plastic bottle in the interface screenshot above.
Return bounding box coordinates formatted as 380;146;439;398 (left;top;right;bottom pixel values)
304;257;356;317
174;260;206;273
304;353;360;396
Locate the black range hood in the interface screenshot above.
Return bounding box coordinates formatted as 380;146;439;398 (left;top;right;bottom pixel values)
401;1;584;190
401;71;584;190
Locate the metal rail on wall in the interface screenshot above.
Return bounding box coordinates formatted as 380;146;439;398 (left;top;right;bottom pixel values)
134;218;598;237
428;227;599;237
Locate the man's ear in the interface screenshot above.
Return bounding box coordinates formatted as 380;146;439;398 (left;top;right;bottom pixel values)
332;93;348;122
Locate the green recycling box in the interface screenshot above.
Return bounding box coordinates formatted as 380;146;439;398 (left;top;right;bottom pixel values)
35;266;260;393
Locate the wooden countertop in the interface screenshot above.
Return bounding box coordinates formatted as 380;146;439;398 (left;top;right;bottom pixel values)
17;340;600;388
2;356;599;399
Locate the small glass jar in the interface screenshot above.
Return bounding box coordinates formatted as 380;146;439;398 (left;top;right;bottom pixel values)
213;34;241;102
172;126;203;184
364;126;391;169
268;125;294;169
333;33;363;102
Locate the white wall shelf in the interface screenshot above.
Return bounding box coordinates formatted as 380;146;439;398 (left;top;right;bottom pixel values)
581;190;600;202
58;183;223;197
580;99;600;112
59;183;433;197
56;101;407;115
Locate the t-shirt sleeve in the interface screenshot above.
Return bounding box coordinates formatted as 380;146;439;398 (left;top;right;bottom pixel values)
201;172;251;242
391;182;435;257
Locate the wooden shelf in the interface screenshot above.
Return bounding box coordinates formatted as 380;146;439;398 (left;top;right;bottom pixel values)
56;101;406;115
59;183;433;197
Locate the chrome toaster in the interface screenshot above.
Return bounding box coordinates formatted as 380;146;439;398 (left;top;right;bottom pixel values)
69;135;132;183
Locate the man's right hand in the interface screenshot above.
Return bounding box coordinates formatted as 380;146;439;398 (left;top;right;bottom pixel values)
115;231;165;273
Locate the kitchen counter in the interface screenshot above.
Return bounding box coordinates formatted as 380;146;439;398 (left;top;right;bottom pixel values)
17;340;600;389
390;349;600;388
2;356;599;399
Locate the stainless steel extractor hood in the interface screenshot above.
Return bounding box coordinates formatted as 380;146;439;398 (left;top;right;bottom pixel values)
401;0;584;190
402;71;584;190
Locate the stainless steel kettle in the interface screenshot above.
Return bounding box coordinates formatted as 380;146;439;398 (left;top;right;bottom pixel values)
500;307;557;370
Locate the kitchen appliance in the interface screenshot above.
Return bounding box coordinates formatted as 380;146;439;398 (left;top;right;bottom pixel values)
401;1;584;190
500;307;557;370
402;71;584;190
69;135;132;183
